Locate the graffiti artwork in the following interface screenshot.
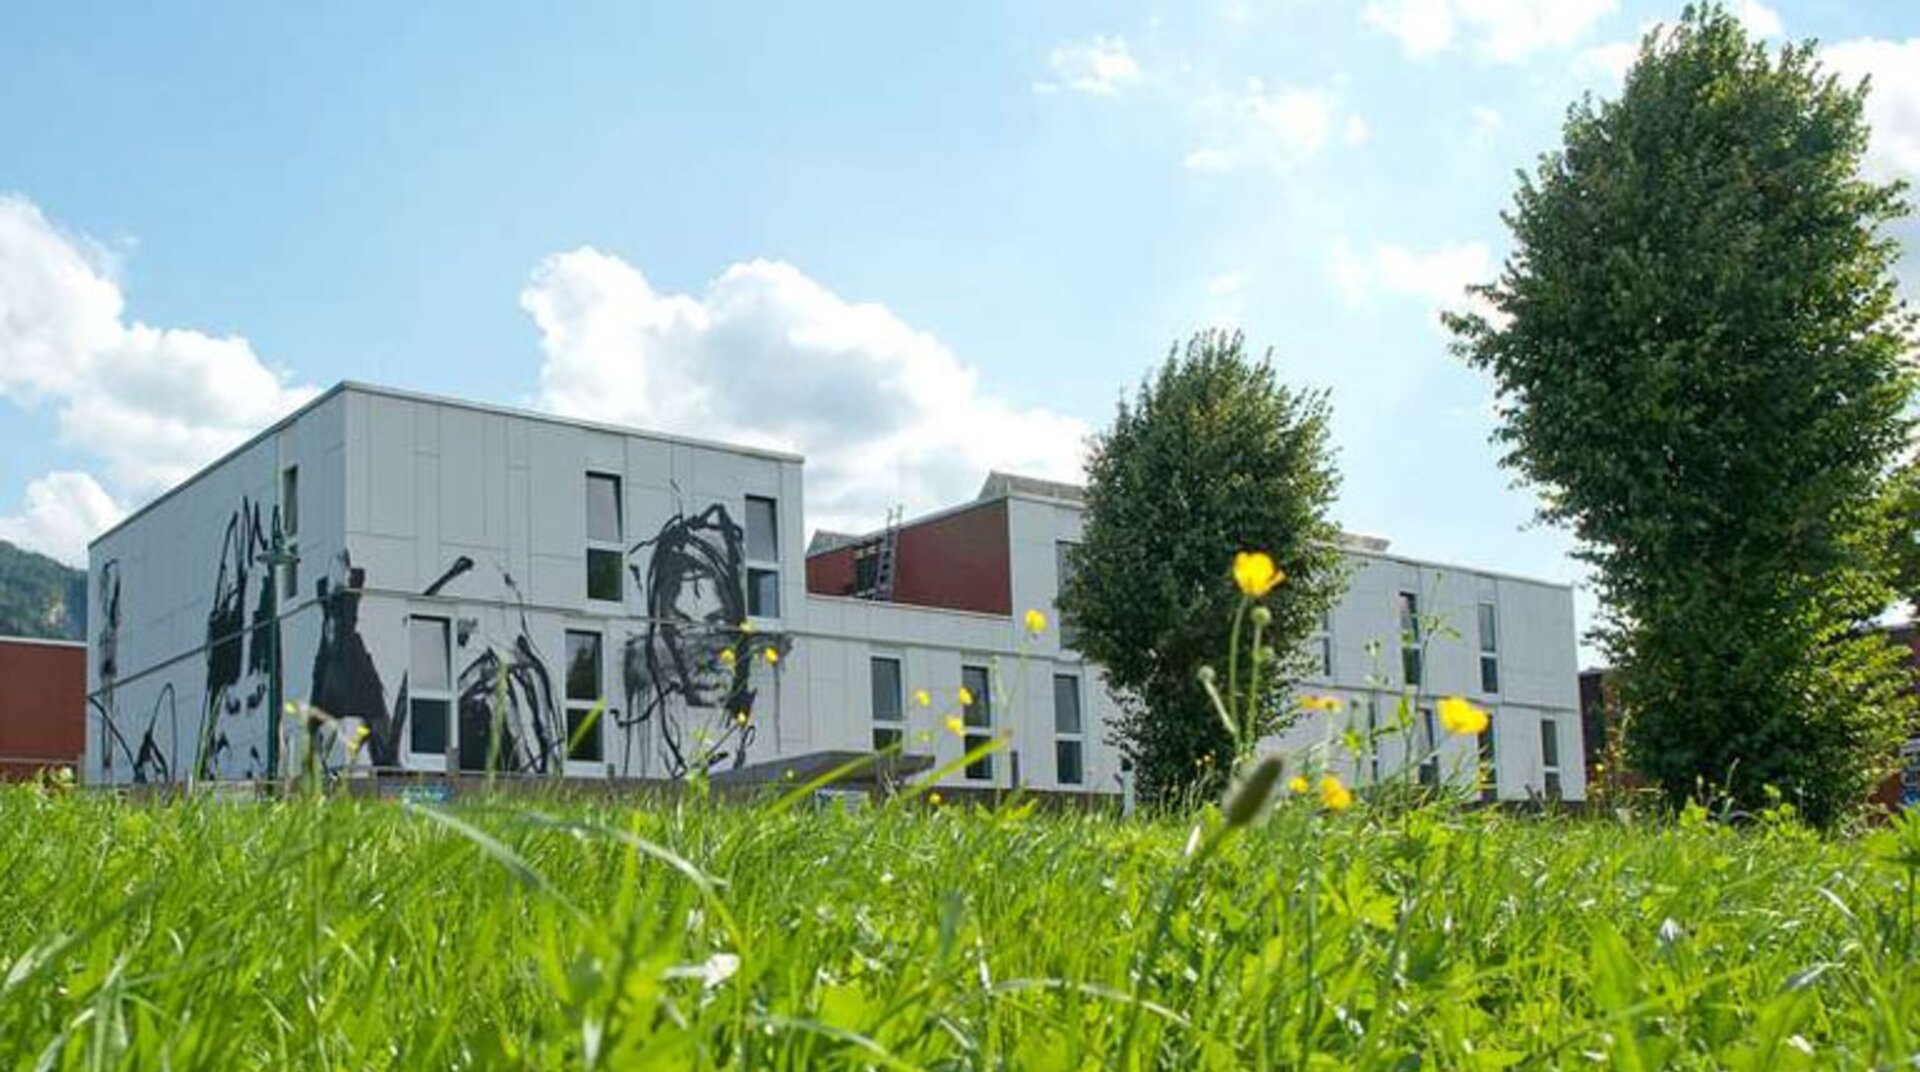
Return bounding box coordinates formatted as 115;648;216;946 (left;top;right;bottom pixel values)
90;487;791;784
620;503;788;778
311;552;565;775
196;500;280;780
311;551;400;766
435;558;564;774
92;499;283;784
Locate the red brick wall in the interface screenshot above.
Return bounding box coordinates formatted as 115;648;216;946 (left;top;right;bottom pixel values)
893;500;1011;616
806;543;858;598
806;500;1012;616
0;639;85;780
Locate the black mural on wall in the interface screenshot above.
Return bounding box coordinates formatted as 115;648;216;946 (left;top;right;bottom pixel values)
196;499;279;780
90;491;788;783
309;551;564;775
310;551;401;765
87;558;154;781
91;558;185;783
619;503;789;778
442;560;563;774
91;498;282;783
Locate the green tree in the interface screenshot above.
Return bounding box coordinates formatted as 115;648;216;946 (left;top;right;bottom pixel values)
1882;455;1920;609
1449;5;1917;825
1059;330;1344;804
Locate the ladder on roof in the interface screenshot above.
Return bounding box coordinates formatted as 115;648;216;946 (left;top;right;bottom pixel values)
854;504;903;601
870;505;902;601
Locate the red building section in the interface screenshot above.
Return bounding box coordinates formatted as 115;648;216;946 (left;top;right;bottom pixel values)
0;637;85;781
806;499;1012;617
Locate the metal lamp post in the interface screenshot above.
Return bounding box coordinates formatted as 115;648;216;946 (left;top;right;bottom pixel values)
257;519;299;782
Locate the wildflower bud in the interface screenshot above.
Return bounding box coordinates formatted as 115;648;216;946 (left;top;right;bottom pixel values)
1250;606;1272;628
1198;666;1217;687
1221;754;1285;828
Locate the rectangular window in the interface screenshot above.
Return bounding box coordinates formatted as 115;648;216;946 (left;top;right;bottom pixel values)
747;568;781;618
1366;696;1382;785
871;656;903;752
1055;541;1081;650
962;664;993;781
564;631;604;763
279;465;300;600
1056;740;1084;787
1478;718;1498;804
745;496;781;618
586;473;624;602
745;495;779;563
1478;601;1500;695
1312;610;1333;678
409;616;452;759
1399;592;1422;688
1540;718;1562;800
1053;673;1084;785
1416;705;1439;788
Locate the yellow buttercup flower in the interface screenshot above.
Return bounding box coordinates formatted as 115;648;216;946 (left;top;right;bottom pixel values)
718;648;737;667
914;689;932;708
764;648;781;666
733;710;750;726
928;792;943;806
1286;775;1310;795
945;716;966;737
1024;609;1048;635
1438;696;1489;737
957;686;975;707
1232;551;1283;598
1300;695;1343;713
1318;776;1354;812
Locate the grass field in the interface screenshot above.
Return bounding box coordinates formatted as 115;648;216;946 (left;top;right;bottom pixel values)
2;785;1917;1070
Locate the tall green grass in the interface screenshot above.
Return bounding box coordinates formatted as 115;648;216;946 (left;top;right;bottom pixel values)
1;786;1916;1069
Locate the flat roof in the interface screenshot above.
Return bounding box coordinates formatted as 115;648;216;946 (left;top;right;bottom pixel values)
0;635;86;650
810;476;1574;593
91;381;806;549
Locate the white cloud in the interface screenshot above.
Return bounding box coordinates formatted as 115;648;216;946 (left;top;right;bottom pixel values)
1182;147;1236;173
0;195;316;562
1733;0;1783;39
1185;81;1368;174
1823;38;1920;181
1363;0;1454;57
1365;0;1618;62
1470;105;1503;142
1206;270;1249;297
0;196;317;495
522;250;1088;533
1575;39;1638;84
1036;35;1141;97
1328;239;1499;327
1204;270;1251;325
0;472;124;567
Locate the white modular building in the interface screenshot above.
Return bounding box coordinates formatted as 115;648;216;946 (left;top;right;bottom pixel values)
84;382;1583;801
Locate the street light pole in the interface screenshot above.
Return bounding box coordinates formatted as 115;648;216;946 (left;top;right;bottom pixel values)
257;515;300;783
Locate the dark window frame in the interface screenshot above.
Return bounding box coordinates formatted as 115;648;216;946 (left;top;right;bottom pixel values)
586;472;625;603
564;629;605;763
409;615;453;760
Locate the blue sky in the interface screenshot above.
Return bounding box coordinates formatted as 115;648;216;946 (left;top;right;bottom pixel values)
3;1;1918;661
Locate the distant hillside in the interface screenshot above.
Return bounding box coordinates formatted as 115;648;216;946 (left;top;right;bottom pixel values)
0;540;86;641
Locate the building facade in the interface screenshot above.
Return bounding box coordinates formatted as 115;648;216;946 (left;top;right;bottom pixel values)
85;382;1583;801
812;476;1585;803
